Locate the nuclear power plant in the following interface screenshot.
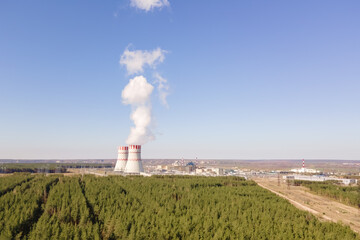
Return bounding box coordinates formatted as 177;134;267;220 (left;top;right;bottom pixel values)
114;145;144;174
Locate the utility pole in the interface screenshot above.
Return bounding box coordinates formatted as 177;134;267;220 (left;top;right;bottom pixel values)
287;179;290;190
277;173;280;186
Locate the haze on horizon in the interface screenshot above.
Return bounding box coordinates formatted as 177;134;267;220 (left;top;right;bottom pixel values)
0;1;359;160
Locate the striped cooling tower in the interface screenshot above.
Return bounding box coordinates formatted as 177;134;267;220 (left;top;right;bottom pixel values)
124;145;144;174
114;146;128;171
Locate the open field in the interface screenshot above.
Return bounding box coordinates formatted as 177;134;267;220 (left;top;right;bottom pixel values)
253;176;360;234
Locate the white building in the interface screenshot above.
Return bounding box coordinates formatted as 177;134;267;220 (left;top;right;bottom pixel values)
290;167;319;174
283;175;357;185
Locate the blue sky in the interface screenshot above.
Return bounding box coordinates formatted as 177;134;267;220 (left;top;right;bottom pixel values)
1;1;359;160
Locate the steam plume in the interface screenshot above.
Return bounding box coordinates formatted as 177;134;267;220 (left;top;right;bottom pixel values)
130;0;170;12
122;76;154;145
120;47;169;145
120;47;166;75
154;73;169;107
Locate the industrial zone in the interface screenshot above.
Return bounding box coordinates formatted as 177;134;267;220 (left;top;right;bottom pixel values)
112;146;359;186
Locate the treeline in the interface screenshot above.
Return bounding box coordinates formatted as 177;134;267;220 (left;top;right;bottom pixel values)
0;163;113;174
294;180;360;208
0;175;358;239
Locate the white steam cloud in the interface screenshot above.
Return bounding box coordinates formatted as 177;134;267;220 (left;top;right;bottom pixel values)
130;0;169;12
122;76;154;145
122;75;154;105
154;73;169;107
120;47;169;145
120;47;166;75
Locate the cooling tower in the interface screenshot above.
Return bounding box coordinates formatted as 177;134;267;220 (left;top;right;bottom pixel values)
114;146;128;171
124;145;144;174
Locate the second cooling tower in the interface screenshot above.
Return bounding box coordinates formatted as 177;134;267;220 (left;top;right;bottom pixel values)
114;146;128;171
124;145;144;174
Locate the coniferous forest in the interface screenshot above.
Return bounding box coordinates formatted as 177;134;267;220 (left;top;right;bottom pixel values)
0;174;359;240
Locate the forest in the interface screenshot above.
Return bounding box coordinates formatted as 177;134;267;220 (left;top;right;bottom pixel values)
294;180;360;208
0;174;358;239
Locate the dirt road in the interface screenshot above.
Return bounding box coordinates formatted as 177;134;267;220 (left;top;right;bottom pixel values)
253;177;360;234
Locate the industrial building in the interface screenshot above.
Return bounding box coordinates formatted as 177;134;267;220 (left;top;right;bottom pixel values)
290;159;319;173
283;175;357;185
195;167;224;175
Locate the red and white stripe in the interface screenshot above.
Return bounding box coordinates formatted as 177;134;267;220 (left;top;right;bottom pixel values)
125;145;143;173
114;146;129;171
